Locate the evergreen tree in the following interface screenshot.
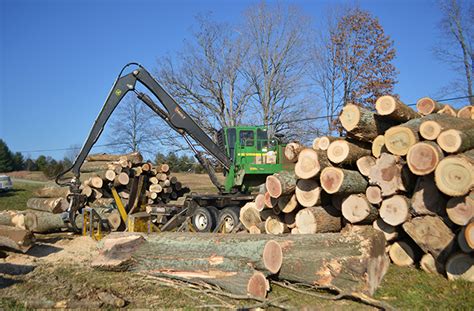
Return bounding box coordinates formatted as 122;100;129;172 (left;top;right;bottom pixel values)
0;139;14;172
12;152;25;171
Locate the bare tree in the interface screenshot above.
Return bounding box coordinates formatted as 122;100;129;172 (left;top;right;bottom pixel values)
435;0;473;104
311;7;397;134
156;15;253;137
241;2;313;138
107;96;158;157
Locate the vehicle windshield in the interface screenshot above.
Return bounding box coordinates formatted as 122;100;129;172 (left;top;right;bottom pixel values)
0;176;10;182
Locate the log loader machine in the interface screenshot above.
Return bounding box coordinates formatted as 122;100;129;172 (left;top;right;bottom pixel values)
56;63;293;233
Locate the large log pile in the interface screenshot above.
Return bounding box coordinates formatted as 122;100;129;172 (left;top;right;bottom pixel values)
242;97;473;282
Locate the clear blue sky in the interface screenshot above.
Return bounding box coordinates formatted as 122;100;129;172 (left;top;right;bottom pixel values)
0;0;461;160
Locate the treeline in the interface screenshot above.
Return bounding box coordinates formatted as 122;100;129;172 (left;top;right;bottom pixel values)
155;152;205;173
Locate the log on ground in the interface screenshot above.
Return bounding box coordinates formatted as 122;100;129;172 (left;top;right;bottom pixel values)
0;225;34;252
26;197;67;214
24;210;67;233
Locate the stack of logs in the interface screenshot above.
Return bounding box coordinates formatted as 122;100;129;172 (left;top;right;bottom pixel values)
240;96;473;282
0;152;190;250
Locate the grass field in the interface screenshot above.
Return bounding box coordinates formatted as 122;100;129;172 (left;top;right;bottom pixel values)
0;173;473;309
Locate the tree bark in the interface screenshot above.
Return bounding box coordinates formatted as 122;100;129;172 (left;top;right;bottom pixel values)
26;197;67;214
419;114;472;140
0;225;34;252
446;192;473;226
295;179;322;208
434;150;474;196
341;194;378;224
86;152;143;164
24;210;67;233
265;171;297;198
437;104;457;117
388;241;417;267
284;142;304;162
320;167;368;194
81;161;110;173
402;216;455;263
340;103;395;141
416;97;443;115
294;148;330;179
371;135;386;158
411;175;447;216
295;206;341;234
437;128;474;153
406;141;444;176
263;191;277;209
375;95;420;122
327;140;371;165
379;195;411;226
445;252;474;282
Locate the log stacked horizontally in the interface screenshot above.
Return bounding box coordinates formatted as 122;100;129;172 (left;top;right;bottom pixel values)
241;96;473;282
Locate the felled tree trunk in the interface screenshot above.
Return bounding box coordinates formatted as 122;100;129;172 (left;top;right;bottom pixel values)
295;179;322;208
406;141;444;176
86;152;143;164
327;140;371;165
24;210;67;233
446;193;473;226
434;150;474;197
416;97;443;115
383;117;423;156
375;95;420;122
411;175;447;216
33;186;69;198
0;225;34;252
81;161;110;173
340;104;395;141
402;216;455;264
295;206;341;234
341;194;378;224
368;153;411;196
26;197;67;214
437;128;474;153
320;168;367;194
284;142;304;162
419;114;472;140
294;149;330;179
239;203;262;231
265;171;297;198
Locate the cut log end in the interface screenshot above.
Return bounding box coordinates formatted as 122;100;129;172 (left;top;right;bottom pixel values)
340;103;360;131
419;120;441;140
372;135;386;158
247;271;269;298
295;149;321;179
446;194;473;226
366;186;382;205
416;97;441;115
437;129;464;153
341;194;377;224
435;155;474;197
317;136;333;151
295;179;321;208
457;105;473;119
407;142;443;176
262;240;283;274
373;218;398;241
445;253;474;282
466;221;474;249
284;142;304;162
379;195;410;226
320;167;344;194
265;175;282;198
389;241;416;267
254;194;266;212
384;126;418;156
356;156;376;177
327;140;350;164
376;95;398;116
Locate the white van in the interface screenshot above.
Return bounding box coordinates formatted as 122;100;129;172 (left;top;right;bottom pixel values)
0;175;13;192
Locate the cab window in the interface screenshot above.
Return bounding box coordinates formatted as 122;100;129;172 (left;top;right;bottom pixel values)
239;130;254;147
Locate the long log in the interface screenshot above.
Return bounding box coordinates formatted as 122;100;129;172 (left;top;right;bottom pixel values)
375;95;420;122
340;103;395;141
419;114;473;140
341;194;378;224
24;210;67;233
446;192;473;226
294;148;330;179
80;161;110;173
320;167;367;194
434;150;474;196
371;135;386;158
411;175;447;216
294;206;341;234
327;140;371;165
265;171;297;198
402;216;455;263
383;117;423;156
284;142;304;162
295;179;322;208
93;233;282;298
437;128;474;153
368;153;412;196
406;141;444;176
445;252;474;282
86;152;143;164
379;195;411;226
26;197;67;214
416;97;443;115
389;241;417;267
0;225;34;252
0;211;25;228
33;186;69;198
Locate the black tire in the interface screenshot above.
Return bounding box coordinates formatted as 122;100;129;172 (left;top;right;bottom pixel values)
192;206;218;232
217;206;241;232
